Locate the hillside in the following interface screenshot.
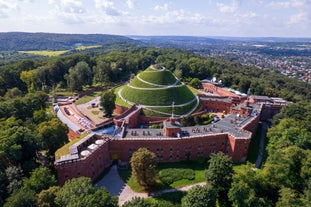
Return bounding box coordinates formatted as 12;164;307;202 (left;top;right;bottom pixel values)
0;32;136;51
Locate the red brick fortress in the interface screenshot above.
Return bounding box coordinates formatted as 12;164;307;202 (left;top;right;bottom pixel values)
55;80;286;185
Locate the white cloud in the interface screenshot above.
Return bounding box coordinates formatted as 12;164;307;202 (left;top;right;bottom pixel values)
288;11;309;24
50;0;86;14
94;0;122;16
142;9;205;25
126;0;135;9
154;3;169;11
48;0;86;24
216;0;238;13
0;0;18;18
269;0;308;8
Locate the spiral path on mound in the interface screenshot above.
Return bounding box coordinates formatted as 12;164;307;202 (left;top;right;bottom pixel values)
117;66;199;116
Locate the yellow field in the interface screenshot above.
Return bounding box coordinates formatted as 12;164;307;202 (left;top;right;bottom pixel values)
75;45;102;50
19;45;102;57
19;50;69;57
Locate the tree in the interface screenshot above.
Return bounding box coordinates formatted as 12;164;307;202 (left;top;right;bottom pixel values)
55;177;117;207
205;152;233;200
173;68;183;80
189;78;201;89
228;163;274;207
100;89;116;117
130;148;157;189
37;186;60;207
65;61;92;92
276;187;304;207
23;167;57;194
122;197;158;207
37;118;68;155
181;184;216;207
5;166;23;194
4;188;37;207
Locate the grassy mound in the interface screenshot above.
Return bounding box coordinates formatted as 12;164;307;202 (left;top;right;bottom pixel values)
117;66;198;116
121;85;194;106
139;70;178;85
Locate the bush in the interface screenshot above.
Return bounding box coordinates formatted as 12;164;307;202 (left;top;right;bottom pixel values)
159;168;195;185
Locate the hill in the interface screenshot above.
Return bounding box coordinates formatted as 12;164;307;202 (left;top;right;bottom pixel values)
118;65;199;116
0;32;136;51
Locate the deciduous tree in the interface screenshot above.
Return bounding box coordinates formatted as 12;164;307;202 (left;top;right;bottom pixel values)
181;184;216;207
55;177;117;207
205;152;233;201
130;148;157;189
100;89;116;117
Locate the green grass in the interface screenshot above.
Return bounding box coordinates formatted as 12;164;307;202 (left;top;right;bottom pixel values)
114;86;132;108
139;70;179;85
91;110;100;115
118;160;207;192
188;85;201;95
75;91;102;105
55;133;88;160
121;85;195;106
19;50;69;56
129;77;162;88
75;45;102;50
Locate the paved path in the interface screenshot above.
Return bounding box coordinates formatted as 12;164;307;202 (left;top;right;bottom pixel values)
255;122;269;168
96;165;126;196
96;165;206;206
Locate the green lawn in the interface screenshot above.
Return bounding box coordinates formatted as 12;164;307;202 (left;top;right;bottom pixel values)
139;70;179;85
129;77;162;88
54;133;89;160
75;91;103;105
121;85;195;106
118;160;207;192
142;100;198;116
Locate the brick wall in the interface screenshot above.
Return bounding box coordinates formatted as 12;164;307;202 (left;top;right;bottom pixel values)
55;140;110;185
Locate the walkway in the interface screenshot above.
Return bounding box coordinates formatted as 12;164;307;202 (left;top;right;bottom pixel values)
255;122;269;168
96;165;206;206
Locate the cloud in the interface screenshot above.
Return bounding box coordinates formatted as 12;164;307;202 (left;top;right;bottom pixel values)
288;11;309;24
49;0;86;24
94;0;122;16
216;0;239;13
126;0;135;9
142;9;205;25
154;3;169;11
269;0;308;8
0;0;18;18
50;0;86;14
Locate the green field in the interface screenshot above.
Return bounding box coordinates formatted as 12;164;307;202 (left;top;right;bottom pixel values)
19;50;69;57
75;45;102;50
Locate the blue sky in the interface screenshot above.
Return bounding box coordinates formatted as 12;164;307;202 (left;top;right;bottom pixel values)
0;0;310;37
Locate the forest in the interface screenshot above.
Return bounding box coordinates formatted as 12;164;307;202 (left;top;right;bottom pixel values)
0;45;310;206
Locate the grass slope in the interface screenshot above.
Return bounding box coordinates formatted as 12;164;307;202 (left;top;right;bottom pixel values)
121;85;195;106
139;70;178;85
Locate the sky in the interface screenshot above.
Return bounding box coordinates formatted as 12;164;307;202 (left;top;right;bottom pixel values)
0;0;310;37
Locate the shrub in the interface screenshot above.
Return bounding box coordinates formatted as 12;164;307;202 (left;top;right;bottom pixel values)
159;168;195;185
